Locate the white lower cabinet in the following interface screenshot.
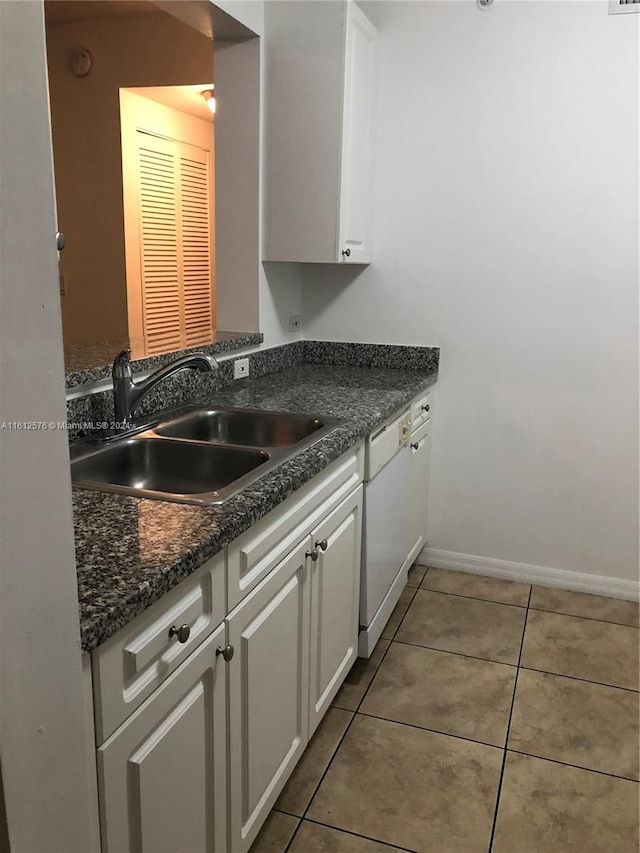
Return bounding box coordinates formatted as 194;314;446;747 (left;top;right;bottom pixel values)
227;484;363;852
92;454;364;853
308;487;362;735
227;540;311;853
97;625;228;853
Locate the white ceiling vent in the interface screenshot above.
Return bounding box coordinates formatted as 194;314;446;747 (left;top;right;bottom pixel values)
609;0;640;14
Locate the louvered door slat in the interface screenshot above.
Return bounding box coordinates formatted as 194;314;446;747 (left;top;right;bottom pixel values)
138;142;182;355
178;153;212;347
123;88;215;357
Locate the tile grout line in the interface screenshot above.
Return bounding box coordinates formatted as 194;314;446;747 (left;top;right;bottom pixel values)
414;570;639;629
487;585;532;853
414;586;528;611
381;584;420;644
299;817;418;852
354;709;504;751
527;605;640;630
391;637;519;668
283;629;399;853
273;573;637;852
505;748;640;784
282;712;358;853
418;586;529;608
353;628;398;714
310;573;527;853
518;664;640;694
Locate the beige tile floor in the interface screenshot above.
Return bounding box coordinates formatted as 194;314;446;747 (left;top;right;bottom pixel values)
251;566;640;853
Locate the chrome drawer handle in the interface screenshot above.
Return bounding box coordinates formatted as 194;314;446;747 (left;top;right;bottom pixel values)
421;404;430;412
411;442;419;450
316;539;328;552
168;624;191;644
306;548;319;562
216;645;234;662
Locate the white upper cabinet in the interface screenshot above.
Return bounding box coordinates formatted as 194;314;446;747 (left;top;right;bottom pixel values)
263;0;378;264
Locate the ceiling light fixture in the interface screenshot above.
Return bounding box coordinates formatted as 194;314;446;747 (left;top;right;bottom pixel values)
201;88;216;115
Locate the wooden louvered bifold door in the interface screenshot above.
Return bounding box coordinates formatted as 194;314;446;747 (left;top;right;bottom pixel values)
180;153;213;348
136;131;213;356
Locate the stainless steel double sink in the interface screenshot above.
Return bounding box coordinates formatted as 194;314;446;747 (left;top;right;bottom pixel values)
70;407;342;505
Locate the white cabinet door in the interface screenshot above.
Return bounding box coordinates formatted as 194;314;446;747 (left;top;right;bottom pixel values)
308;486;363;735
227;540;310;853
97;626;227;853
338;1;377;264
263;1;377;264
407;421;432;566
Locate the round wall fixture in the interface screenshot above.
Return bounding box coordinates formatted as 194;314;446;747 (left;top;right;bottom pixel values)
70;47;92;77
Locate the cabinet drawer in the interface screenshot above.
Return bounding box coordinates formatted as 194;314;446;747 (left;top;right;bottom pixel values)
411;389;433;432
227;442;364;610
92;551;226;744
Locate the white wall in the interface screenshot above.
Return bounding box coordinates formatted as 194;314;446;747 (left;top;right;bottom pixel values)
0;2;98;850
257;0;303;347
303;1;639;587
214;0;264;36
260;262;304;346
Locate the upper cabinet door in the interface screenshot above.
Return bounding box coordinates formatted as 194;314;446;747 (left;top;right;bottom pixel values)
338;3;377;264
263;1;378;265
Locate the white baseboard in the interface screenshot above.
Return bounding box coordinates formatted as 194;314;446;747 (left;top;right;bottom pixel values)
418;546;640;603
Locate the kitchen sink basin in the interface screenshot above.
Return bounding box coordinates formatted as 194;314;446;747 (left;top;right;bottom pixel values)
71;438;270;503
70;405;343;505
154;407;326;447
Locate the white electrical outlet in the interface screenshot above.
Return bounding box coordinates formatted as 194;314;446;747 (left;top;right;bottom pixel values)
288;315;302;332
234;357;250;379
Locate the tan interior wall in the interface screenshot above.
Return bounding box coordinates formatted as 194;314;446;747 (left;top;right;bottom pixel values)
45;8;213;346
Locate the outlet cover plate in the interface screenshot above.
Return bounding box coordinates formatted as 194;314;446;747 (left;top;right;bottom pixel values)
288;315;302;332
234;357;249;380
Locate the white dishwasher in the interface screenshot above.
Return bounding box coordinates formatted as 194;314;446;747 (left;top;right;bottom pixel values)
358;408;412;657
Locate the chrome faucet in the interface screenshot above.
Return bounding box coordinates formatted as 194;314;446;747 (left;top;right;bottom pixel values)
112;349;219;429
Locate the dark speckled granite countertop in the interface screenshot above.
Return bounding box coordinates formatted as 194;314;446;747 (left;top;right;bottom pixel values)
75;361;437;652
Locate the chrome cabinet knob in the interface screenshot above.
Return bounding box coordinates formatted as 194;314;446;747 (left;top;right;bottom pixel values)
341;248;351;257
316;539;328;552
306;548;319;562
168;624;191;643
56;231;66;251
421;404;430;412
216;645;234;662
411;442;419;450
